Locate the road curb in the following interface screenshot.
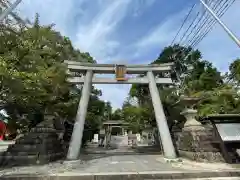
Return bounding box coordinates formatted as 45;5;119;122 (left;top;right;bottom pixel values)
1;170;240;180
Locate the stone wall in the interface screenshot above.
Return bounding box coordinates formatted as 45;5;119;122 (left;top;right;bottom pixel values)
172;127;224;162
0;127;65;167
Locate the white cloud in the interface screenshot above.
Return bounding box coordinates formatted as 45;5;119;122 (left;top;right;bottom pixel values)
131;8;189;59
17;0;80;36
135;12;183;48
132;0;156;17
74;0;131;62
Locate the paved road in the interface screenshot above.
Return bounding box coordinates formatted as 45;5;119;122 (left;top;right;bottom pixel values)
0;154;239;180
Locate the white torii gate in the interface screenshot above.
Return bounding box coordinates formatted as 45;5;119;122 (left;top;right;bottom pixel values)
2;0;239;161
65;60;177;160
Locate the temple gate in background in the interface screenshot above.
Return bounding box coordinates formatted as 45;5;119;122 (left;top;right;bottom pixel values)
65;60;177;160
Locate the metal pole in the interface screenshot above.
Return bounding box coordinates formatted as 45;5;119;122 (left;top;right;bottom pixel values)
200;0;240;47
0;0;22;22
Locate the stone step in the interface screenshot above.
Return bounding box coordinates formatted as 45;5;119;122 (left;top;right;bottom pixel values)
83;151;162;155
30;127;57;133
0;154;38;167
21;132;59;139
7;144;63;153
2;149;63;156
0;152;65;167
0;151;38;156
15;136;60;144
1;170;240;180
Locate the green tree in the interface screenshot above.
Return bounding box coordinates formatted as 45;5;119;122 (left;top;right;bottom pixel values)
0;14;105;135
128;44;236;130
129;45;202;128
111;109;123;120
227;58;240;87
183;60;223;95
191;58;240;116
103;101;112;121
122;105;146;133
153;44;201;81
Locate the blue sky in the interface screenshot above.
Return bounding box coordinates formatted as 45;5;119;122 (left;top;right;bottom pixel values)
16;0;240;109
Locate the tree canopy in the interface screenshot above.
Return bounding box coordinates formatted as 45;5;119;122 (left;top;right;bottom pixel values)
0;14;108;135
124;45;240;132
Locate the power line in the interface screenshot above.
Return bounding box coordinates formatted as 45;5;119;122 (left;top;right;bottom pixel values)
171;3;196;45
188;0;230;47
173;0;235;61
177;5;201;44
174;0;235;74
191;0;235;48
198;0;240;47
177;0;219;45
181;0;222;46
180;4;208;45
179;0;237;88
189;0;228;45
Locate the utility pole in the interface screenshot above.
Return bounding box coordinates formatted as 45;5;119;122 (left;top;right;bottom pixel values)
199;0;240;48
0;0;22;22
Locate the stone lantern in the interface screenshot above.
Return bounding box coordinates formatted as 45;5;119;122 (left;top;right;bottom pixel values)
174;96;222;162
179;96;204;131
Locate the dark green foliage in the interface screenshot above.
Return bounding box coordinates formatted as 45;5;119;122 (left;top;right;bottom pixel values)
0;14;108;138
126;44;240;131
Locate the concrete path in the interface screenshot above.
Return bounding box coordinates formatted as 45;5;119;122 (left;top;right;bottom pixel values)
0;155;240;179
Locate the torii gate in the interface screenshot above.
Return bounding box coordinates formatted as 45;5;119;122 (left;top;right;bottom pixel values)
65;60;177;160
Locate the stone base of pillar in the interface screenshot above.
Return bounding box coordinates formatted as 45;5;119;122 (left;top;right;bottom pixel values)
164;158;182;163
178;150;224;162
174;127;224;162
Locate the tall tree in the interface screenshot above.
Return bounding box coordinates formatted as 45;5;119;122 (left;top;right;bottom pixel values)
0;14;105;134
227;58;240;87
127;44;233;130
153;44;201;82
111;109;123;120
129;45;202;128
183;60;223;95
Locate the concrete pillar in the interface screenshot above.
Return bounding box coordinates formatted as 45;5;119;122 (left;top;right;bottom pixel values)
67;70;93;160
147;71;177;159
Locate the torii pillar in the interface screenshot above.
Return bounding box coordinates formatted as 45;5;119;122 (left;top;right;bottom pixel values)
147;71;177;159
67;70;93;160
